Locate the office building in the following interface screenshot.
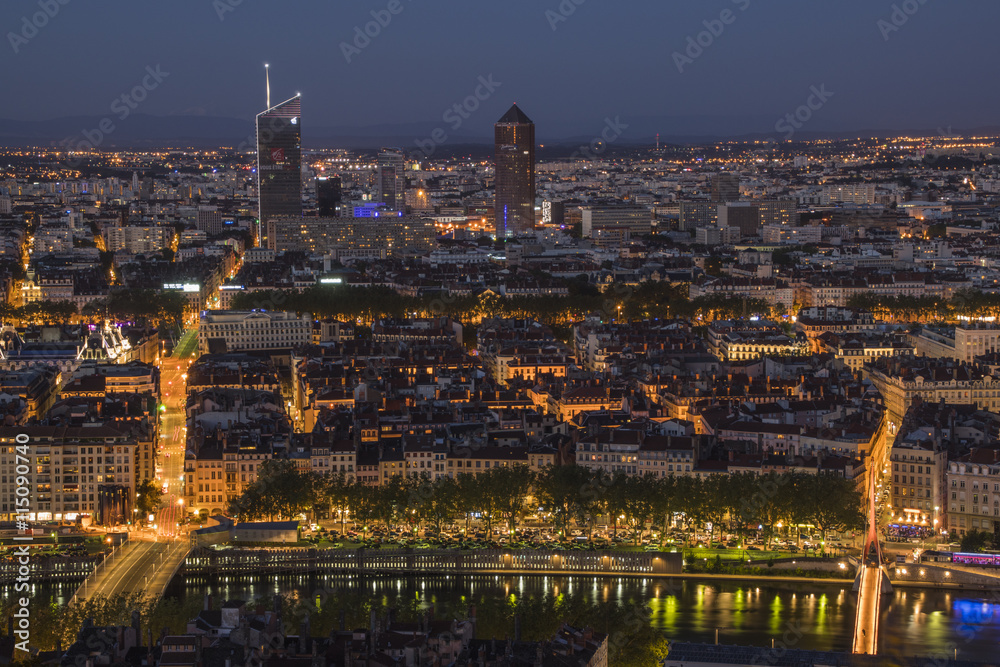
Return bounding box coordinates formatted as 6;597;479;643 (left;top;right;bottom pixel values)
196;209;223;235
256;94;302;247
718;203;761;238
316;176;342;217
757;199;799;227
681;199;797;234
494;104;535;238
541;200;565;227
377;149;406;212
678;201;718;231
580;206;652;239
711;172;740;202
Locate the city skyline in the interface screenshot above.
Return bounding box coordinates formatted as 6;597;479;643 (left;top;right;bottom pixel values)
5;1;1000;664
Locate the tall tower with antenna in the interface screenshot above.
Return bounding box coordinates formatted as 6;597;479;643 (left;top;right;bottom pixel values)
256;64;301;248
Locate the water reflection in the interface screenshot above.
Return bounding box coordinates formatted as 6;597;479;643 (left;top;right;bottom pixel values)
11;576;1000;662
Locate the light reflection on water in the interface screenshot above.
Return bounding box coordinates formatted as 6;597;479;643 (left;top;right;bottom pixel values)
15;575;1000;661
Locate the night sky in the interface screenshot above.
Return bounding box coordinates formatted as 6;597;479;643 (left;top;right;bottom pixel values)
2;0;997;139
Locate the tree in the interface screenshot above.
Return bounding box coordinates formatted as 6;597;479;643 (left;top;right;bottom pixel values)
674;476;707;544
373;475;410;531
485;465;536;536
420;476;461;533
960;529;991;553
135;479;165;526
700;475;729;544
784;473;814;545
323;471;352;531
724;473;762;545
347;480;379;537
753;472;793;550
227;459;314;521
649;476;676;545
535;464;594;540
808;473;865;545
618;475;657;543
454;473;481;536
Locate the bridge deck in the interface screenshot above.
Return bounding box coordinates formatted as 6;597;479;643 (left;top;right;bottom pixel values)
72;538;190;605
851;565;881;655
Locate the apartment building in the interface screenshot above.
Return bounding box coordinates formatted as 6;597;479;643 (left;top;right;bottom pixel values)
103;226;172;254
915;324;1000;364
266;216;436;255
199;310;313;354
889;436;947;532
0;425;137;523
946;448;1000;537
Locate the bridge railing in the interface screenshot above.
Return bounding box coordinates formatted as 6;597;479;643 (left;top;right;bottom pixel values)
68;533;131;605
182;547;682;577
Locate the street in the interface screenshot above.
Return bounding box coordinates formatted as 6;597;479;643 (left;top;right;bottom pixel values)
155;328;198;534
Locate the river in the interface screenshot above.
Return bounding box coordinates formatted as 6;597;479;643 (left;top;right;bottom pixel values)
19;574;1000;661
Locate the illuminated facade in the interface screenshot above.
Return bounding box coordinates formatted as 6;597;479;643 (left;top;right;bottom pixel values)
198;310;312;354
256;95;302;247
266;216;436;256
0;426;137;523
494;104;535;238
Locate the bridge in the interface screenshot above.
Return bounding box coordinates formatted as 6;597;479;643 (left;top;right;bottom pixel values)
71;536;191;605
851;427;892;656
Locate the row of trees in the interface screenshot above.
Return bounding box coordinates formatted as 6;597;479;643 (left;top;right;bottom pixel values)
847;288;1000;323
228;460;865;546
230;283;773;328
0;289;186;329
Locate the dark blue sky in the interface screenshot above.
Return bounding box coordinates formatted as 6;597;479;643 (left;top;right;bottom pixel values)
2;0;997;139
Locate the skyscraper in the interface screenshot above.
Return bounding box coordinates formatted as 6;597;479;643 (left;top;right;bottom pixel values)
257;94;302;247
710;172;740;202
494;105;535;238
377;148;406;212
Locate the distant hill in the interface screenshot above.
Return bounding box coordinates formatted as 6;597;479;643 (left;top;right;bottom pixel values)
2;113;998;152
